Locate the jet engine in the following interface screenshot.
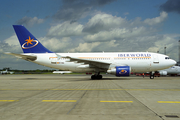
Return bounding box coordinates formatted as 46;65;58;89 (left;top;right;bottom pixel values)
107;66;131;76
159;71;167;76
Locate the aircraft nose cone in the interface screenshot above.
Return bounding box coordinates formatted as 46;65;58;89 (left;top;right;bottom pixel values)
172;60;177;65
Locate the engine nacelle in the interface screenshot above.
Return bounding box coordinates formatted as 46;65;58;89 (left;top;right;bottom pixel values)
107;66;131;77
159;71;167;76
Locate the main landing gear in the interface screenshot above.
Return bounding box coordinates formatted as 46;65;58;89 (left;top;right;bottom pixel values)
91;72;102;80
150;72;154;79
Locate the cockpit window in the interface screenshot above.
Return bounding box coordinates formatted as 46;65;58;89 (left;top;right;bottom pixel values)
165;57;170;59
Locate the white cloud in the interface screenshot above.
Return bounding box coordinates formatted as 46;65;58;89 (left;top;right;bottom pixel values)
47;22;84;37
147;34;180;55
84;26;153;42
83;13;127;33
73;42;101;52
39;36;75;52
144;11;168;25
4;35;19;46
72;40;118;52
16;16;44;26
3;35;21;53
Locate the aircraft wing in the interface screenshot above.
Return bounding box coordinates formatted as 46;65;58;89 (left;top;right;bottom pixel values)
5;52;37;61
61;55;111;69
55;53;111;68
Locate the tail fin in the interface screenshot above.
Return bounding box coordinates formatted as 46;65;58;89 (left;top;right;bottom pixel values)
13;25;53;53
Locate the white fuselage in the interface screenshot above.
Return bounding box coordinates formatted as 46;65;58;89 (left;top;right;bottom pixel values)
26;52;176;73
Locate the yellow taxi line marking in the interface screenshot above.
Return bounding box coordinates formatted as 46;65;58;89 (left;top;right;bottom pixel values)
42;100;76;102
158;101;180;103
0;100;19;102
100;101;133;103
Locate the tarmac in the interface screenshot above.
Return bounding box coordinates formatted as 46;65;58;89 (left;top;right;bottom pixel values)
0;74;180;120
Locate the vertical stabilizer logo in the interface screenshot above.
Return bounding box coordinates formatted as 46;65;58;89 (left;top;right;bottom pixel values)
22;36;38;49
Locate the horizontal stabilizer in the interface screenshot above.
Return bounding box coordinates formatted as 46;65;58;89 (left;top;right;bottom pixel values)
5;52;37;61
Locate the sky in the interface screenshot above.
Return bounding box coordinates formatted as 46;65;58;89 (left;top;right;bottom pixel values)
1;0;180;70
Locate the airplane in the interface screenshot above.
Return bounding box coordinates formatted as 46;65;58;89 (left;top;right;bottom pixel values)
1;69;9;74
0;68;14;74
53;71;72;74
158;66;180;76
5;25;176;79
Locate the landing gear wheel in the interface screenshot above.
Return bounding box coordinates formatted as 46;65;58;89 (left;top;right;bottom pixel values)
91;75;96;80
91;75;102;80
97;75;102;79
150;74;154;79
